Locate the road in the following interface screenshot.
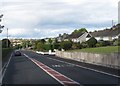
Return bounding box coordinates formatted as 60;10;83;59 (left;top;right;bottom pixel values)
2;50;120;86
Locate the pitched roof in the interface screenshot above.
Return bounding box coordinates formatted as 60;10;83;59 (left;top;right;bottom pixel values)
91;24;120;37
66;32;85;39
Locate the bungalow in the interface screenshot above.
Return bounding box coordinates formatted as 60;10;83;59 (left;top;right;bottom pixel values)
65;32;92;43
90;24;120;41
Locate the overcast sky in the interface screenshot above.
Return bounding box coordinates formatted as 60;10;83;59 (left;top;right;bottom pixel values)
0;0;119;39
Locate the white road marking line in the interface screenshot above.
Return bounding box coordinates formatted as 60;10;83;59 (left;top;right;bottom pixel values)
0;53;13;84
24;55;64;85
0;63;6;74
33;59;80;85
25;52;120;78
52;64;74;68
23;53;81;86
47;57;120;78
62;81;80;83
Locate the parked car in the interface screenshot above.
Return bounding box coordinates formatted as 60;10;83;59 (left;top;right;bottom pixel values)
14;50;21;56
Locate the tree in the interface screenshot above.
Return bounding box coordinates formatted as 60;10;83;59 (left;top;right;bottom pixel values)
87;37;97;47
48;38;52;44
53;43;60;50
60;41;72;50
54;38;58;43
43;44;52;51
15;44;22;49
2;39;11;48
72;28;87;34
21;40;27;48
33;40;38;50
40;39;46;44
36;42;44;51
78;28;88;33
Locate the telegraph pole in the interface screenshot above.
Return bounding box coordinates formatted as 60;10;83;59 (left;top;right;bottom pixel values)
112;20;114;27
7;28;8;39
6;28;9;48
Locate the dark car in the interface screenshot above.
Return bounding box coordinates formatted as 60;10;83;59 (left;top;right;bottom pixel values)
14;51;21;56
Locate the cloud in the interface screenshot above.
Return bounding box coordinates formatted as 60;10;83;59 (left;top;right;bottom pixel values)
0;0;119;39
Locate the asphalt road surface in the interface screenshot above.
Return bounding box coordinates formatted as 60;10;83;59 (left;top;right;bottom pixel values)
2;50;120;86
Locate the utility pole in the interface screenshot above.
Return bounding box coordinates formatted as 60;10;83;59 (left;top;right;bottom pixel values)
6;28;9;48
112;20;114;27
7;28;8;39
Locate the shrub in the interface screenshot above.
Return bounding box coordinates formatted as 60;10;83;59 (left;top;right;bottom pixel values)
72;43;82;49
53;43;60;49
87;37;97;47
60;41;72;50
36;42;44;51
81;42;88;48
43;44;52;51
96;43;102;47
113;40;120;46
99;40;111;46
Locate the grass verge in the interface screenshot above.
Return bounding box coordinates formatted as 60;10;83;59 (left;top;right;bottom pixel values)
67;46;120;54
2;48;13;64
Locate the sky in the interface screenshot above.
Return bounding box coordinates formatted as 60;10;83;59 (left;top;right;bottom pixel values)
0;0;119;39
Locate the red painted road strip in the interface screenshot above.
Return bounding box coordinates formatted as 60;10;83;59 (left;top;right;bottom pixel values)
24;54;81;86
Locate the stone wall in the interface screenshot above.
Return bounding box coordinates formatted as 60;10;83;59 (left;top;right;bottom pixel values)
55;51;120;69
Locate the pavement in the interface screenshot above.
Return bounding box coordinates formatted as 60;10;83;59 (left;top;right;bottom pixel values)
2;50;120;86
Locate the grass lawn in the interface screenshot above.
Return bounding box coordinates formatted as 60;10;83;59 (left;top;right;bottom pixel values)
67;46;120;54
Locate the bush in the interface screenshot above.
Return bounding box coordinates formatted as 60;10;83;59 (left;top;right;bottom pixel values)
36;42;44;51
99;40;111;46
81;42;88;48
113;40;120;46
43;44;53;51
96;43;102;47
87;37;97;47
60;41;72;50
72;43;82;49
53;43;60;49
